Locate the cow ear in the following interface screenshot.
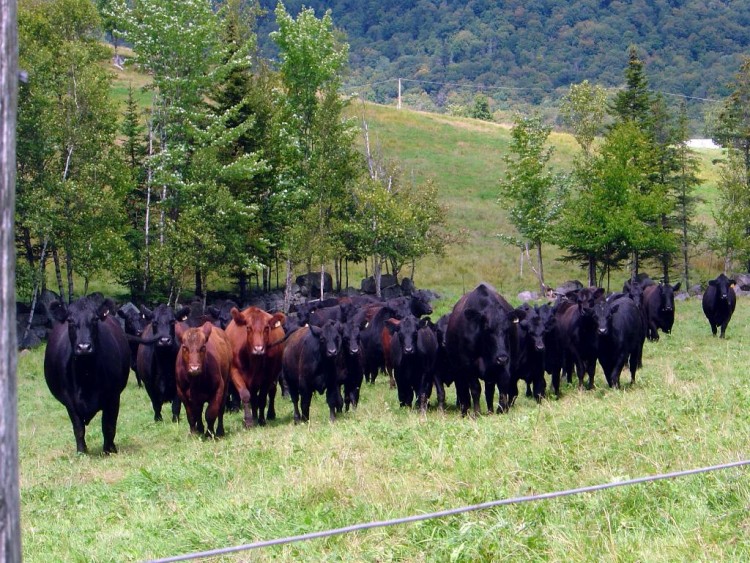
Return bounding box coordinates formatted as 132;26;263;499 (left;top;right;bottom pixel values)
610;303;621;314
418;317;432;329
97;299;115;320
270;312;286;330
175;306;190;322
708;280;717;287
116;309;126;319
200;322;213;340
385;319;400;334
230;307;245;325
309;325;322;338
140;305;153;319
175;322;186;342
593;287;605;300
672;282;681;292
49;301;68;323
729;280;736;287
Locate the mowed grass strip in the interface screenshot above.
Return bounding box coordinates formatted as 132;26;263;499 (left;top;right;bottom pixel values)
18;296;750;561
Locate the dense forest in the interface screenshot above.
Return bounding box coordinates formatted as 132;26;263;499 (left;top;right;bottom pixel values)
255;0;750;130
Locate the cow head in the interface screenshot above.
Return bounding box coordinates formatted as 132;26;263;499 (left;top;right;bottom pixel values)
593;300;617;336
206;300;238;330
410;290;434;316
464;305;524;367
386;315;419;355
435;313;450;349
117;304;148;338
50;297;114;356
574;287;605;317
232;307;286;355
656;282;681;312
622;279;645;308
342;316;364;356
176;322;212;377
309;320;343;358
709;275;735;302
518;305;546;352
147;304;189;348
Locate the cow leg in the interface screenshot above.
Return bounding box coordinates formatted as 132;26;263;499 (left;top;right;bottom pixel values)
326;386;339;422
551;367;561;397
254;389;267;427
469;378;482;416
290;389;302;424
226;379;241;412
266;380;277;421
585;357;596;390
710;322;718;336
301;391;313;422
455;378;471;417
525;380;533;398
182;400;200;434
532;371;546;403
435;379;446;412
206;397;223;438
101;401;120;455
171;397;181;423
150;395;164;422
720;323;728;339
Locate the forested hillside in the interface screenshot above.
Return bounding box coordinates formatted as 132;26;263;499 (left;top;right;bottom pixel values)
256;0;750;128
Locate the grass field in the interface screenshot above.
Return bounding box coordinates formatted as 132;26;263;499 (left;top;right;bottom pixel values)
18;295;750;562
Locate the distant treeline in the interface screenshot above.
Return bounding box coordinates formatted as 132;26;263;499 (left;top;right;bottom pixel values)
255;0;750;130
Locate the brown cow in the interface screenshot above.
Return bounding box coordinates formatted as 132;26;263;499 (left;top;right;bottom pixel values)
225;306;286;428
175;322;232;437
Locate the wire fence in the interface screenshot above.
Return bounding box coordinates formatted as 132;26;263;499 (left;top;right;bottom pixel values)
146;458;750;563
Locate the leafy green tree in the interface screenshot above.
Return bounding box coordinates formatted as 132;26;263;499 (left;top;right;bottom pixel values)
560;80;607;158
559;80;609;285
271;2;358;300
113;0;266;301
498;114;562;292
469;93;492;121
17;0;132;302
710;149;750;273
711;57;750;270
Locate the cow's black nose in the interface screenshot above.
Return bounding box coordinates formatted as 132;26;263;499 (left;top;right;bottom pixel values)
76;343;93;354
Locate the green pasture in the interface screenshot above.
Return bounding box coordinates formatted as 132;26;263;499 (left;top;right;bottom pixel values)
18;296;750;562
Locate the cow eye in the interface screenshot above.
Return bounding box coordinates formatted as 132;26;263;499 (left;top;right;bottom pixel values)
200;346;206;353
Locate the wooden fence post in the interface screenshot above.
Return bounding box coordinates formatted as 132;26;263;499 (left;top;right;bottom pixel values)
0;0;22;560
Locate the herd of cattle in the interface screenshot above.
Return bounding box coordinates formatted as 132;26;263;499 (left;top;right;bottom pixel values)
42;272;738;454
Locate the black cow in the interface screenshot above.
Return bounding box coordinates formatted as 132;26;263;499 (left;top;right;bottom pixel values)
117;303;148;387
137;304;190;422
702;273;737;338
339;315;366;411
445;283;523;416
593;297;646;388
642;282;681;341
515;304;555;402
385;315;438;411
556;287;606;390
430;313;453;411
44;297;130;454
359;292;434;385
205;300;239;330
282;320;346;423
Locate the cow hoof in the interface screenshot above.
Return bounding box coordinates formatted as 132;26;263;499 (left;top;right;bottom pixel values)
103;445;117;455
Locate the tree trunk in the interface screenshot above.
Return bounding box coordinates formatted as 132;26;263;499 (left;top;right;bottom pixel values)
238;271;247;304
536;241;545;294
65;248;74;303
588;255;596;288
22;237;47;346
0;1;22;554
143;117;154;295
374;256;382;298
319;265;325;301
195;268;203;297
52;247;65;303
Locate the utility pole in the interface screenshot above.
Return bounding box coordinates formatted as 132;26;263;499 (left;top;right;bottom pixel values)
0;0;22;559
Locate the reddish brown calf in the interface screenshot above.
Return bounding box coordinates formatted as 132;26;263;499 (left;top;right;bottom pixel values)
175;322;232;437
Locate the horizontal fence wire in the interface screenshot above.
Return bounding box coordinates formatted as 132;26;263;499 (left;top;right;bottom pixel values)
146;458;750;563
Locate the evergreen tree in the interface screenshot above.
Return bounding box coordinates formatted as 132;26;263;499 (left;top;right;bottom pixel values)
609;45;653;132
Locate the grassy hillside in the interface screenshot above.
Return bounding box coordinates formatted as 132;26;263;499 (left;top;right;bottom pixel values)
349;101;724;301
18;297;750;561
